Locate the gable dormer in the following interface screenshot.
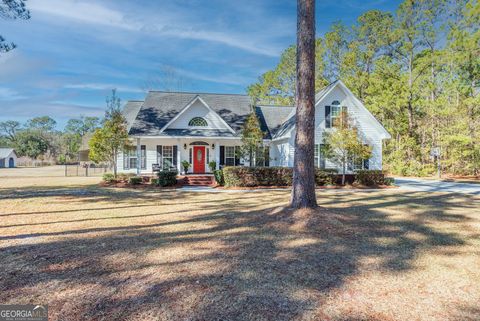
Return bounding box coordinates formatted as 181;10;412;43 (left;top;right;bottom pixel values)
164;96;234;132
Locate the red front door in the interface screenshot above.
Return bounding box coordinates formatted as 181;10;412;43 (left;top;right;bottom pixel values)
193;146;206;173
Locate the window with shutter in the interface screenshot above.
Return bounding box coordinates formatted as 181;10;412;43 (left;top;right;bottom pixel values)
141;145;146;169
219;146;225;166
325;105;331;128
124;146;140;170
225;146;235;166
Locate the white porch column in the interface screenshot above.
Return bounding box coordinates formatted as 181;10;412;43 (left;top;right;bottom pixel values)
136;137;141;175
215;140;220;169
177;144;181;172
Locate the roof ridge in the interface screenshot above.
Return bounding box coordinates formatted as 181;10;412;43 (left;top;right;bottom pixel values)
147;90;249;97
257;105;294;108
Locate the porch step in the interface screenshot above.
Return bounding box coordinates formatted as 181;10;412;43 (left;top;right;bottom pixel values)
183;175;214;186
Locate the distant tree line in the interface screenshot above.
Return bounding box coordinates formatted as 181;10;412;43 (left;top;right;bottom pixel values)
0;116;100;163
248;0;479;176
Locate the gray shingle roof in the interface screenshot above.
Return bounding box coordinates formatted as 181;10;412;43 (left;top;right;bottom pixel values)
120;81;341;140
123;100;144;131
0;148;15;158
162;129;236;137
255;105;294;139
129;92;252;136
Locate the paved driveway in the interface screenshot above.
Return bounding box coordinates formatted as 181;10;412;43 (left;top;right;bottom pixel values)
395;177;480;195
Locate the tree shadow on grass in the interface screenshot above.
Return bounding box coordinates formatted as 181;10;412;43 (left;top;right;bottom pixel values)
0;189;477;320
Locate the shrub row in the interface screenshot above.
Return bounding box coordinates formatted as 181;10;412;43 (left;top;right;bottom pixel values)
222;167;339;187
223;167;292;187
102;171;178;187
102;172;136;183
354;170;386;186
220;167;394;187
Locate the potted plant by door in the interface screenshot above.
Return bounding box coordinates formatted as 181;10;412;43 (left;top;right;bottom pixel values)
208;161;217;173
181;160;191;175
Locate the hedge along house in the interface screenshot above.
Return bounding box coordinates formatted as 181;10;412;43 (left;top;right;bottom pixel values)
115;80;390;175
0;148;17;168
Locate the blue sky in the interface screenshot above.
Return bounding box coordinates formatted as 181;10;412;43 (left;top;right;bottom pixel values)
0;0;401;129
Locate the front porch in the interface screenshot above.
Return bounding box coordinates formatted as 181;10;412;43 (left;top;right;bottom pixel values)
118;137;243;175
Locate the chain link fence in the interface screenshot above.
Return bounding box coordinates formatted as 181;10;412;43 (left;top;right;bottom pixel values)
64;163;111;177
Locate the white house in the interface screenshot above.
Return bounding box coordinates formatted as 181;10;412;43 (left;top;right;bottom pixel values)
110;80;390;174
0;148;17;168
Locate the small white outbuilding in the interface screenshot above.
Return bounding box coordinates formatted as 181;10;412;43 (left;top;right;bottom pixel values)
0;148;17;168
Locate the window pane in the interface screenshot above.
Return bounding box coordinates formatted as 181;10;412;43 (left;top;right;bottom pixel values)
163;146;173;158
225;146;235;158
129;158;137;169
225;158;235;166
331;106;340;117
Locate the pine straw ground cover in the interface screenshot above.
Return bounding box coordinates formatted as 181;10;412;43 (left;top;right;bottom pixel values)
0;175;479;321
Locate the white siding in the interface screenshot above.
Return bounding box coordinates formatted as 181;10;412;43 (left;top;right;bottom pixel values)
272;84;386;171
270;138;290;167
117;137;242;174
168;100;229;130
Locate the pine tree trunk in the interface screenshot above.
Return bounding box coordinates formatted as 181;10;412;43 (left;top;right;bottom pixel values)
290;0;317;209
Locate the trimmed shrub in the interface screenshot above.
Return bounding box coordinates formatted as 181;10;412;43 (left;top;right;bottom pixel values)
314;169;338;186
150;178;159;185
354;170;385;186
158;170;178;187
129;176;143;185
223;167;293;187
213;169;224;186
117;173;135;183
383;177;395;186
102;173;116;183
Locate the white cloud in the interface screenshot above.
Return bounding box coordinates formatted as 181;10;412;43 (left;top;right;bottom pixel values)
28;0;140;30
162;28;280;57
1;99;104;118
64;83;144;93
0;87;27;101
27;0;283;57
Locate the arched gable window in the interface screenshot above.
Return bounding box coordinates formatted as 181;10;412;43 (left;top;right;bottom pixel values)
188;117;208;127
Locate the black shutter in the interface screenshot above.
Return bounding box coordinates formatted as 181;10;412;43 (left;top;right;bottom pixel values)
234;146;240;166
189;148;192;163
264;147;270;167
141;145;146;169
325;105;331;128
173;145;178;169
219;146;225;166
363;158;369;170
157;145;162;169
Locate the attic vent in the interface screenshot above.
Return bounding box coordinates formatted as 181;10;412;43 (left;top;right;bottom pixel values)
188;117;208;127
332;100;341;105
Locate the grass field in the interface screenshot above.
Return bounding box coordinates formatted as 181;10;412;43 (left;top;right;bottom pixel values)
1;167;479;321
